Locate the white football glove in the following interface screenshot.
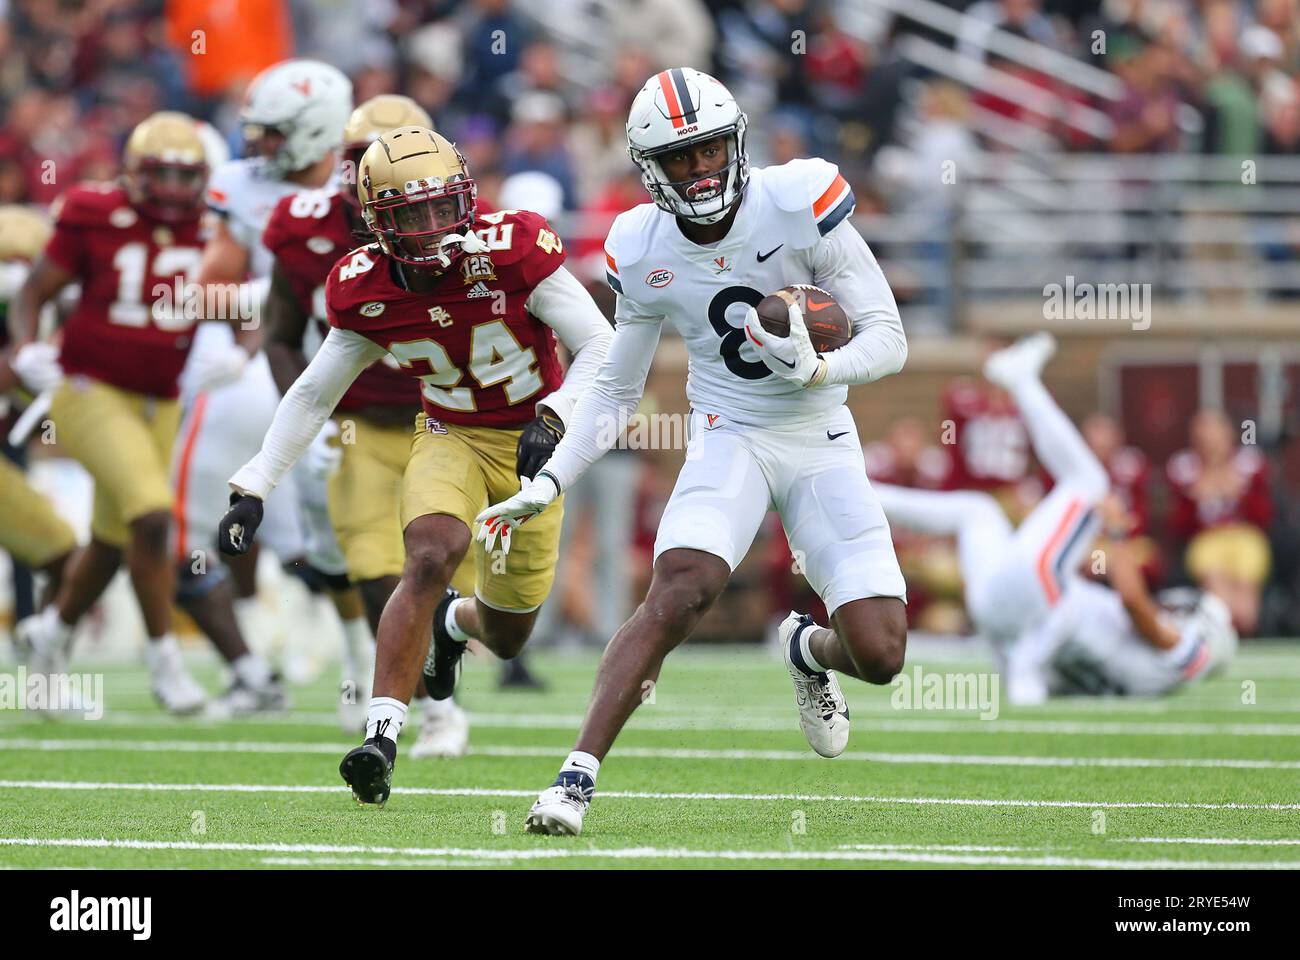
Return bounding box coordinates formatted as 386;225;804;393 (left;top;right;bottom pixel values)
474;472;561;556
186;343;250;395
743;303;828;387
304;420;343;481
9;342;63;394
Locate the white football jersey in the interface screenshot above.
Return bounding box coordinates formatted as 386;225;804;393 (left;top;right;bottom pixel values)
603;158;860;424
206;157;338;280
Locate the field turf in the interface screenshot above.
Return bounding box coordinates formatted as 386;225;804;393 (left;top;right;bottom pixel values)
1;641;1298;869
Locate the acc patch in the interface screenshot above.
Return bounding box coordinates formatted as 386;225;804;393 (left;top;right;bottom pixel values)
109;207;139;229
646;269;674;288
307;236;335;255
360;301;386;317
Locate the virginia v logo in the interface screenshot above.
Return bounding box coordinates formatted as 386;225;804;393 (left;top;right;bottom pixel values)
50;890;152;940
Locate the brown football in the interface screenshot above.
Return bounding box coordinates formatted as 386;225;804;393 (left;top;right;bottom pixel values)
755;284;851;353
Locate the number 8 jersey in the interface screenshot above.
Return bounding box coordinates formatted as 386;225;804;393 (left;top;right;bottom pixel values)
43;183;205;398
602;158;878;424
325;208;567;428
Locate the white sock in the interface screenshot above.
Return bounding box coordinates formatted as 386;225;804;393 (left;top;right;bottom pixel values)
561;750;600;782
340;616;372;676
38;605;74;655
444;597;473;643
232;653;272;689
418;694;457;719
366;696;407;743
144;633;180;672
798;625;829;675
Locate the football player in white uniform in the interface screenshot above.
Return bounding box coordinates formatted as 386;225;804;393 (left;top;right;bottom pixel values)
477;67;909;835
175;59;369;703
874;333;1237;701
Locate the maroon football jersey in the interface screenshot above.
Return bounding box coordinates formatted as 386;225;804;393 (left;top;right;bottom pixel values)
940;377;1032;491
44;183;205;398
326;209;566;429
263;189;419;413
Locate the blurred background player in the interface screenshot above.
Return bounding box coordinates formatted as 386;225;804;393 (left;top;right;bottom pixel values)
218;126;612;806
7;113;215;713
260;94;472;752
174;58;369;689
876;334;1237;703
0;207;78;616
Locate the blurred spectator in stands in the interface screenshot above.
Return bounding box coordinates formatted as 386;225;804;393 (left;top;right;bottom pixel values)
1252;0;1300;69
569;86;635;204
1082;411;1161;581
573;167;646;281
165;0;294;118
877;80;978;318
958;0;1059;63
865;418;965;632
502;91;578;209
405;22;472;135
496;40;579;122
1166;409;1273;634
1107;39;1185;152
455;0;531;121
1200;5;1264;154
940;377;1035;517
294;0;398;79
597;0;716;75
1262;71;1300;152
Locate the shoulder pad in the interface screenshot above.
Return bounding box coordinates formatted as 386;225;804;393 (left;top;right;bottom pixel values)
53;183;129;225
326;244;385;311
759;158;855;239
603;203;660;294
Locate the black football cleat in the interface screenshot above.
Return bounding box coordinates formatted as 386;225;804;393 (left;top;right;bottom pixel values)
339;737;395;807
422;588;467;701
498;655;547;691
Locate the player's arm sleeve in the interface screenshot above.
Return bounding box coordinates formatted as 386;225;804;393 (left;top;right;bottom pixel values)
524;265;613;426
537;294;663;491
811;218;908;386
228;327;385;499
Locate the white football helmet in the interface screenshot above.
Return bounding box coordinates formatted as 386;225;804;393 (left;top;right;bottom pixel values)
626;67;749;224
1160;588;1239;674
240;59;354;176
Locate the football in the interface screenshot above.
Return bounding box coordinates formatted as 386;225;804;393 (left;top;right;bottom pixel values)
755;284;852;353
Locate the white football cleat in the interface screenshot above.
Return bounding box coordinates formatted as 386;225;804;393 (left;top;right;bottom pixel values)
779;611;850;758
13;609;71;678
145;640;207;716
209;675;288;719
524;772;594;836
983;332;1057;390
408;702;469;759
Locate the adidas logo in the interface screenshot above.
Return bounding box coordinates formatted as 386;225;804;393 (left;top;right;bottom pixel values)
466;281;493;299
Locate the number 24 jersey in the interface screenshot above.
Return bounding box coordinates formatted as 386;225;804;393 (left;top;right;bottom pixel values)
324;208;566;429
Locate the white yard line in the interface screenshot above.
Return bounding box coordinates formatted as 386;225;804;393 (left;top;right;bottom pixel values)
1122;837;1300;847
0;836;1295;869
1;778;1297;810
9;710;1300;737
3;737;1298;771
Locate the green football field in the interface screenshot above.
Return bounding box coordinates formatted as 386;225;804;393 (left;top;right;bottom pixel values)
1;641;1298;870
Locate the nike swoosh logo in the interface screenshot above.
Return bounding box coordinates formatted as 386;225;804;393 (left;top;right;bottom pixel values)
807;299;833;312
827;430;849;440
756;245;783;262
774;356;797;369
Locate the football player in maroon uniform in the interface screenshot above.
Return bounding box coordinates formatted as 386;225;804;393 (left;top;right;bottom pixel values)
219;126;611;804
260;95;476;750
7;112;224;713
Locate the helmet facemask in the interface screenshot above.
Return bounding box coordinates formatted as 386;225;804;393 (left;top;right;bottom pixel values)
127;158;207;223
363;175;478;269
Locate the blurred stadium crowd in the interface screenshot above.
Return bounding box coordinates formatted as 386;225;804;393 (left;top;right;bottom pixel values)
1;0;1298;647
